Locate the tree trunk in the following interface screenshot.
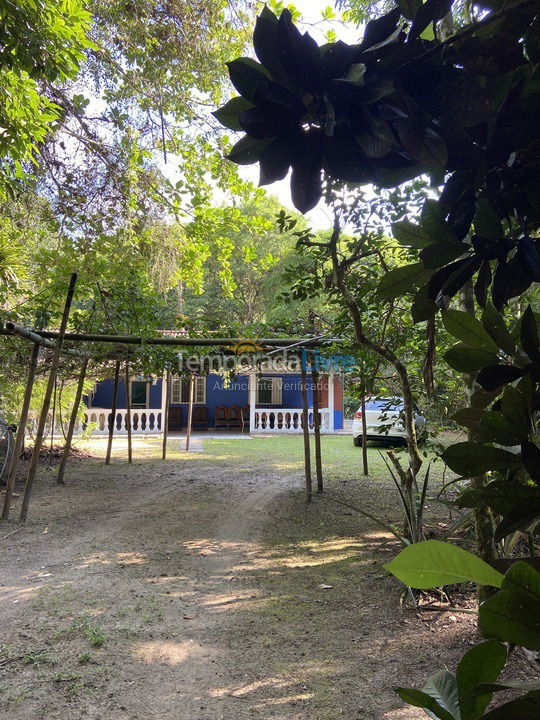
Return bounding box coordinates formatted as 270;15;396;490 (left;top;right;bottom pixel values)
361;382;369;476
300;361;312;503
125;362;132;464
162;370;171;459
2;344;40;521
460;281;496;602
20;272;78;522
57;357;89;484
105;360;121;465
312;366;323;492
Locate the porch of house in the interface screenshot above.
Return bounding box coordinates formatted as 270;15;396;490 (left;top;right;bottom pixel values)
79;372;340;436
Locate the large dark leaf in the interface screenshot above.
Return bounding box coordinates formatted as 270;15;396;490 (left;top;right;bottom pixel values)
457;481;540;520
522;441;540;484
226;135;272;165
227;58;270;101
444;345;498;373
459;35;525;76
259;136;294;185
456;641;507;720
397;0;422;19
360;7;402;51
441;442;521;476
474;261;491;309
354;115;396;159
395;121;448;170
482;304;515;355
409;0;453;40
480;562;540;651
517;236;540;282
521;305;540;361
377;263;433;300
323;134;376;184
277;9;321;92
290;130;322;213
476;364;524;391
392;219;432;249
395;688;455;720
253;6;290;87
442;310;499;352
423;671;461;720
421;199;458;244
482;695;540;719
238;106;282;139
473;198;503;238
478;410;524;445
500;385;530;435
213;97;254;131
420;242;467;270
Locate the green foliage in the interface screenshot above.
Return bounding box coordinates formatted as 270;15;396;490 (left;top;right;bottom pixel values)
383;539;504;589
0;0;92;182
390;552;540;717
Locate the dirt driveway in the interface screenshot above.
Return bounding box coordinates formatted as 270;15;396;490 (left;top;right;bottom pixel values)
0;437;476;719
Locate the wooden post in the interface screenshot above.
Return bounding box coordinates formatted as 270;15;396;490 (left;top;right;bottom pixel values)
161;370;171;460
57;358;89;484
49;376;57;465
105;360;121;465
125;361;132;464
2;344;40;521
300;355;312;503
20;272;78;522
361;382;369;476
185;375;194;452
312;364;323;493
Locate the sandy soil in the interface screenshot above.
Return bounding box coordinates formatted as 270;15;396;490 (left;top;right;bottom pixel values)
0;438;518;719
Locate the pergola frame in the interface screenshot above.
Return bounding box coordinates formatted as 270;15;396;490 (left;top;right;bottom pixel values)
1;275;337;520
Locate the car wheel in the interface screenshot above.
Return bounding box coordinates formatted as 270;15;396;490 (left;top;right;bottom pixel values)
353;435;362;447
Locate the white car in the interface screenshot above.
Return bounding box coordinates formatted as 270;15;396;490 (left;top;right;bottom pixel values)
352;397;426;446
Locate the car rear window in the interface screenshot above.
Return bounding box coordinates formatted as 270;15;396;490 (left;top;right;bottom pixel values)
365;399;403;411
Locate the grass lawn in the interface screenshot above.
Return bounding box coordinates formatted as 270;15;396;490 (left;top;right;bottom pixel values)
201;433;451;485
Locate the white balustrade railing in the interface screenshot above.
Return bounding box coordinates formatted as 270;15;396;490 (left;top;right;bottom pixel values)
81;408;163;435
253;408;332;433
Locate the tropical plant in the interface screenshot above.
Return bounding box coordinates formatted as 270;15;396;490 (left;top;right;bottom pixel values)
386;541;540;718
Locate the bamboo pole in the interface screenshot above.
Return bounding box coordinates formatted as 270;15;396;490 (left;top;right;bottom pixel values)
312;365;323;493
125;361;132;464
185;375;194;452
49;376;57;466
19;272;78;522
161;370;171;460
1;344;40;521
300;360;312;503
105;360;121;465
29;327;336;347
57;358;89;485
361;382;369;476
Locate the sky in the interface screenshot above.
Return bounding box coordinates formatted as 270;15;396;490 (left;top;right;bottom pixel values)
235;0;363;230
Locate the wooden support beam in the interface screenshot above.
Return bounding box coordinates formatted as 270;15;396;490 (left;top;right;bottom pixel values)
300;361;312;503
125;362;132;464
19;273;78;522
105;360;121;465
186;375;194;452
57;358;89;485
30;328;338;348
312;366;323;493
361;382;369;476
1;344;40;521
161;370;171;460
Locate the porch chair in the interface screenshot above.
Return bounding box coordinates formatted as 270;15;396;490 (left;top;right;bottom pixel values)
192;406;209;431
227;405;242;431
214;405;229;430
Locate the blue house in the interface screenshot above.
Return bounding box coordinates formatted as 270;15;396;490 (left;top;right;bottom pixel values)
84;371;344;435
